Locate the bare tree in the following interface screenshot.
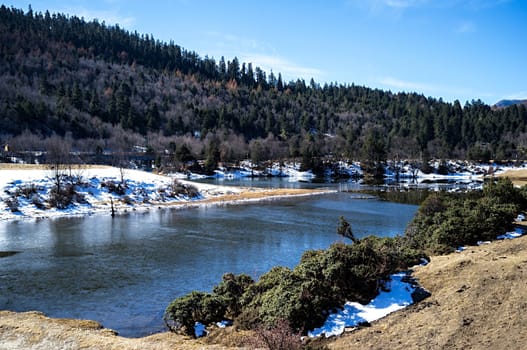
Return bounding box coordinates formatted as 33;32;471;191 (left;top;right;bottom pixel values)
337;216;358;243
45;135;71;192
45;135;76;208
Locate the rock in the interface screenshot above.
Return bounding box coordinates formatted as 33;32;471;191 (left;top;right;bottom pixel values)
411;286;431;303
0;251;20;258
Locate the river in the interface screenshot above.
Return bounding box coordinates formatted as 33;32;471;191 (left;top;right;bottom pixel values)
0;183;418;337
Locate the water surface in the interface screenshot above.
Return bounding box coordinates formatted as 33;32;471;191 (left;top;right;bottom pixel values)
0;190;417;337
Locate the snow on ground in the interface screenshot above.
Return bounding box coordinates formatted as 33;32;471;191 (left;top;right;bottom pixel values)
457;227;525;251
0;167;241;221
308;272;416;338
193;271;420;339
497;227;525;240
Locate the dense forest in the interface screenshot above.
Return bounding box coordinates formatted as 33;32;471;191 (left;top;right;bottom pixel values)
1;5;527;173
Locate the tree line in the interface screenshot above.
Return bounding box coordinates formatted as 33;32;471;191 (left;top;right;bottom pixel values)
2;5;527;174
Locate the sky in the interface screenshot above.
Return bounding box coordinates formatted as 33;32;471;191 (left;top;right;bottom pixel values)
3;0;527;105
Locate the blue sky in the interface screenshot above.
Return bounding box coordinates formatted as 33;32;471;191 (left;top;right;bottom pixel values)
4;0;526;104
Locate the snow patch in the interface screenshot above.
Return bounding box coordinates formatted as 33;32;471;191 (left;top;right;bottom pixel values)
308;272;416;338
497;227;524;240
194;322;207;337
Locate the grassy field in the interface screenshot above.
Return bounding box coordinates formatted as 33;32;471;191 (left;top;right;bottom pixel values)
497;168;527;186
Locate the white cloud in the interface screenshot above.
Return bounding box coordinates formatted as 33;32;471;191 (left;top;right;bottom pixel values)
205;31;274;53
202;31;324;82
382;0;429;8
379;77;437;92
348;0;509;11
241;53;324;82
345;0;429;11
464;0;512;10
61;7;135;27
378;76;497;103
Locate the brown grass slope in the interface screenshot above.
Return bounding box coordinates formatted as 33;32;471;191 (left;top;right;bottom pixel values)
322;234;527;350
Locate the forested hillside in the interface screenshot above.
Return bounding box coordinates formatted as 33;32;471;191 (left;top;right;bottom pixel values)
1;6;527;171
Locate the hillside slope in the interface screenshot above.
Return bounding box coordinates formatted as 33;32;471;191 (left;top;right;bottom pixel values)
322;234;527;350
2;235;526;349
2;6;527;164
494;99;527;108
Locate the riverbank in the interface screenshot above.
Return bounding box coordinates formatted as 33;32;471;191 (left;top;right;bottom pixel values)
1;234;526;349
0;165;334;221
320;232;527;350
497;167;527;186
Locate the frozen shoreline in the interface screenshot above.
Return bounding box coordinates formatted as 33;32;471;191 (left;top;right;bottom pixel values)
0;166;334;222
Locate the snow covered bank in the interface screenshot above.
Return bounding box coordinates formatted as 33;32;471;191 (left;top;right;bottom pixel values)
0;166;332;221
0;167;200;220
308;272;419;338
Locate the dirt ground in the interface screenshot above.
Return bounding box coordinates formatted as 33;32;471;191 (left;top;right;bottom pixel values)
497;168;527;186
2;234;527;349
315;234;527;350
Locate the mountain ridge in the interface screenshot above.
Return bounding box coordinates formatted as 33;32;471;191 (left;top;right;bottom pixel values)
1;5;527;168
494;99;527;109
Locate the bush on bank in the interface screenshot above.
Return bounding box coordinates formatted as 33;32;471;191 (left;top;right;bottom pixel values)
164;236;425;336
405;177;524;255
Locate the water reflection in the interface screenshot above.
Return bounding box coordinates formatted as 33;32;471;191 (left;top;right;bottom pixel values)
0;190;417;337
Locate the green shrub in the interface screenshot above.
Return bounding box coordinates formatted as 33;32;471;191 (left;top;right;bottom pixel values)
405;178;523;255
164;291;226;337
483;177;525;206
213;273;254;318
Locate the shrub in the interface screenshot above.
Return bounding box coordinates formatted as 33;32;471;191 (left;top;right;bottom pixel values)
15;183;39;198
101;180;126;195
240;267;304;331
243;319;303;350
483;177;525;206
164;291;226;337
167;179;200;199
48;184;76;209
213;273;254;318
30;194;45;209
405;178;523;255
121;195;134;205
4;197;19;212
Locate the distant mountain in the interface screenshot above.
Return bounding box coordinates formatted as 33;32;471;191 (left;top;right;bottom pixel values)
494;99;527;109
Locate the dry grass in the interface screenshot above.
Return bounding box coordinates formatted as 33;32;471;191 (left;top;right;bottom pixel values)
496;168;527;186
0;163;111;170
0;311;240;350
200;188;329;203
310;234;527;350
